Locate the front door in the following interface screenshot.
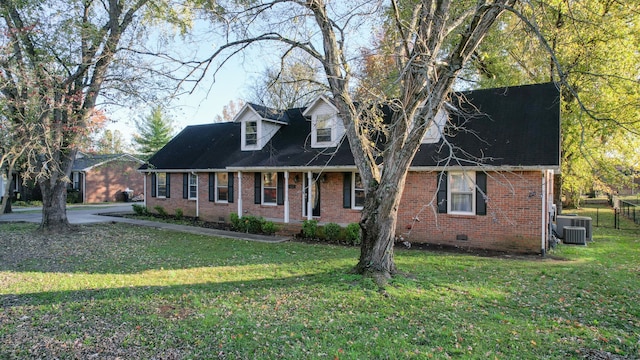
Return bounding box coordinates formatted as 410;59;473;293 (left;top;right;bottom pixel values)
303;173;321;217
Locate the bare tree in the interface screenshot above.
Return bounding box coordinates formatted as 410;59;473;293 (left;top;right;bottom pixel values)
196;0;535;280
248;52;327;109
0;0;193;231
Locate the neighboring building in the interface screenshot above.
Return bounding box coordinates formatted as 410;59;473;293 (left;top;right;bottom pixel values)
70;153;145;203
140;83;561;254
0;171;22;202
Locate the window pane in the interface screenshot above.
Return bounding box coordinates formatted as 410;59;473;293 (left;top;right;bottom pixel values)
354;190;365;208
317;128;332;142
450;173;473;192
263;172;276;187
451;193;473;212
217;188;228;201
263;188;277;203
354;173;363;189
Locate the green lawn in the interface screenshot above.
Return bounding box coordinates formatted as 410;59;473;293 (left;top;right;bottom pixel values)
1;207;639;359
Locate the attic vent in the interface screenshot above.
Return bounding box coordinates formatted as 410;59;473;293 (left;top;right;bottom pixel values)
564;226;586;245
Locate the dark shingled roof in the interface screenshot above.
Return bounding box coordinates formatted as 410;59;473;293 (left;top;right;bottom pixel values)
141;82;560;171
73;154;142;171
413;82;561;167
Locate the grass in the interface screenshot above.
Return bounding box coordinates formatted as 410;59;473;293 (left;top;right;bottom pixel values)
1;206;639;359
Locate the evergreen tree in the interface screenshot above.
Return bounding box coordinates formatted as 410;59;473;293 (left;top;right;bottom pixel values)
133;106;174;159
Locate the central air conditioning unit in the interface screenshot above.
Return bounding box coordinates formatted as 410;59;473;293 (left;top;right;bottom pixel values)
556;215;593;242
564;226;587;245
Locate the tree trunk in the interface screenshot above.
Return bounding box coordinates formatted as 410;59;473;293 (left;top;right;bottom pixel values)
355;170;408;280
39;177;71;232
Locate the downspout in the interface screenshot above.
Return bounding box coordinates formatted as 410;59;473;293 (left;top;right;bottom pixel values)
193;172;199;219
82;172;87;204
237;172;243;215
143;173;147;207
284;171;289;223
541;171;546;257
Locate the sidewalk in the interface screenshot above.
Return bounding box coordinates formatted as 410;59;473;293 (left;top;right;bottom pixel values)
0;204;290;243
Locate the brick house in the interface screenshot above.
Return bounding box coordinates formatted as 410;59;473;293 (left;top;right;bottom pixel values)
140;83;561;254
70;153;145;203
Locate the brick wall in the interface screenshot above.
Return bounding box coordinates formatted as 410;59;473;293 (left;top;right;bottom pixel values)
397;171;545;253
84;160;144;203
143;169;548;253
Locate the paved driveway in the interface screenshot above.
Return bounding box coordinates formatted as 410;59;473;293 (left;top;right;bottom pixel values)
0;204;134;224
0;203;289;243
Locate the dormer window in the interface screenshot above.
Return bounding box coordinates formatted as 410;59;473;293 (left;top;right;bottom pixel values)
419;108;448;144
235;103;286;151
316;114;333;143
245;121;257;146
303;96;346;149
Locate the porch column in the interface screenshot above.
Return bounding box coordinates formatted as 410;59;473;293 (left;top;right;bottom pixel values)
237;171;243;216
284;171;290;223
307;171;313;221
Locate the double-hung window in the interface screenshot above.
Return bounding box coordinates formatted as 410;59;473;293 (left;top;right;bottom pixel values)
216;173;229;202
157;173;167;198
353;173;365;209
448;172;475;214
189;173;198;199
262;172;277;205
245;121;257;146
316;114;333;143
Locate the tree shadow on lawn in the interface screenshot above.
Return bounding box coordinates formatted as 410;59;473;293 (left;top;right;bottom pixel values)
0;222;358;275
0;267;361;308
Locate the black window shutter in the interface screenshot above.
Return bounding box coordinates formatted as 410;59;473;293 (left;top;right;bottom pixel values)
343;172;352;208
151;173;157;197
476;172;487;215
277;172;284;205
437;171;447;213
183;173;189;199
166;173;171;198
228;172;234;203
254;173;261;204
209;173;215;202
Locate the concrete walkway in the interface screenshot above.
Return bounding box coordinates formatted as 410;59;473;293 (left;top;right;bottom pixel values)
0;204;290;243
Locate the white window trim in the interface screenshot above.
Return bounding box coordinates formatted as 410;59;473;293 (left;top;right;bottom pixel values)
447;171;475;215
157;173;167;198
188;173;198;200
262;172;277;206
311;113;338;148
215;172;229;203
352;172;365;210
241;120;260;151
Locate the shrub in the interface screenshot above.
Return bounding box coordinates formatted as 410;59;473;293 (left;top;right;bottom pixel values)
244;215;264;234
302;219;318;238
132;204;149;216
261;221;278;235
174;208;183;220
66;189;81;204
323;222;342;241
230;213;269;234
345;223;362;245
154;205;168;217
230;213;241;230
